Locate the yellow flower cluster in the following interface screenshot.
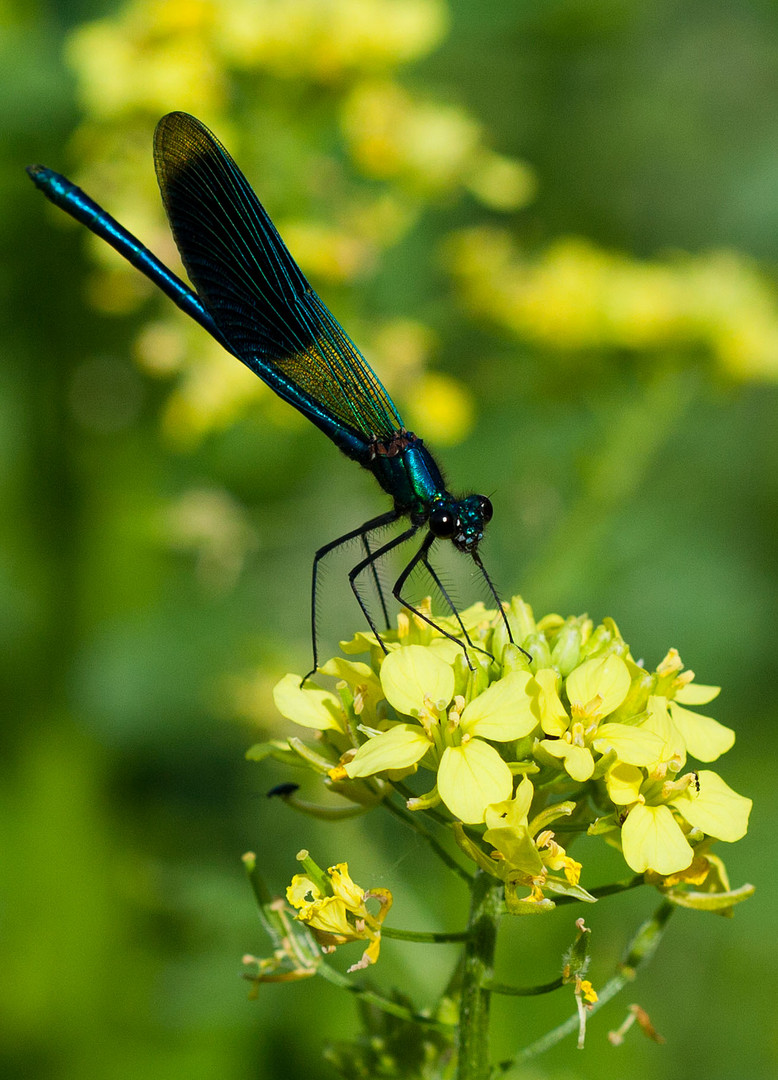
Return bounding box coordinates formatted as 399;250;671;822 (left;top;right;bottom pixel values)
220;0;448;81
287;854;392;971
342;81;535;204
446;228;778;382
266;596;751;909
66;0;447;117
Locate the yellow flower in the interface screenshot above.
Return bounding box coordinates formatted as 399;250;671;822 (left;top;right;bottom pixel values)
263;596;751;889
480;777;588;908
342;82;480;192
342;645;538;823
445;226;778;383
538;655;664;782
579;979;598;1004
220;0;447;80
619;769;752;876
287;858;392;972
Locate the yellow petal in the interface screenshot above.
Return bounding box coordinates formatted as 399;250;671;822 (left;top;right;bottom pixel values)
580;979;598;1004
380;645;454;716
428;638;467;664
671;770;752;842
340;629;383;654
358;935;382;968
669;703;735;762
460;671;538;740
483;823;544;875
344;724;431;778
674;682;720;706
319;657;375;684
621;803;693;875
437;739;513;824
593;722;665;766
305;896;354;937
484;775;534;830
540;740;594;782
604;762;644;805
286;873;320;909
431;601;491;635
273;673;344;732
319;658;383;712
566;654;631;716
534;668;569;736
328;864;364;909
640;696;686;766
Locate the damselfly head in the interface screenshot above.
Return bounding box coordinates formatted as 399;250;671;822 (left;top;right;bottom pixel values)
428;494;492;553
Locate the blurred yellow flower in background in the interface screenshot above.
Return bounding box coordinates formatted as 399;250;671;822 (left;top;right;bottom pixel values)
67;0;226;119
445;228;778;382
220;0;447;79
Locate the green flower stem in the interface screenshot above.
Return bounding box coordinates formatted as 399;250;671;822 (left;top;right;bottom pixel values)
280;798;372;820
487;976;564;996
242;852;319;971
457;870;502;1080
382;795;473;883
500;900;675;1068
315;961;453;1032
242;851;273;907
382;926;472;944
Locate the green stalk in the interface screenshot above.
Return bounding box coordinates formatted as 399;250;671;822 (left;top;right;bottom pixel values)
457;870;502;1080
382;926;471;944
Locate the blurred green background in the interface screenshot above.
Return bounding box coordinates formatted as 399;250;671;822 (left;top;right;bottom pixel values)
2;1;775;1077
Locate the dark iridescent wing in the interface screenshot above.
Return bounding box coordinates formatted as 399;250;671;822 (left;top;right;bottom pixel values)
153;112;402;443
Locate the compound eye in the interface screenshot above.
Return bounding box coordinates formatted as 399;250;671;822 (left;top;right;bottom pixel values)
429;505;457;539
478;496;493;524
